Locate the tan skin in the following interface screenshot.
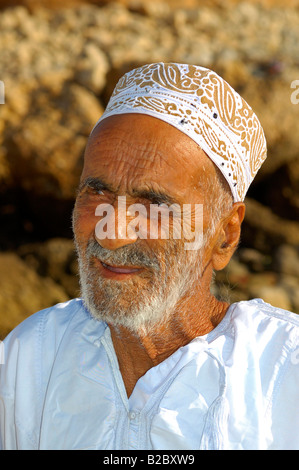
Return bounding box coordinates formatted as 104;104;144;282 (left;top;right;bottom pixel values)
73;114;245;397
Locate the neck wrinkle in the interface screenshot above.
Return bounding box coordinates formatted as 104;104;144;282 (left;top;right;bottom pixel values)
109;289;229;398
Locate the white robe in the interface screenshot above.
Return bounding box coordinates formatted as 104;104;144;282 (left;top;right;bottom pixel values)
0;298;298;450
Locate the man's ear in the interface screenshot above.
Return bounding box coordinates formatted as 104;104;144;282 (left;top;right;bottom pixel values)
211;202;245;271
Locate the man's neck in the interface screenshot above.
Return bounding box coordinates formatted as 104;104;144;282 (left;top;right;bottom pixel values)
109;280;229;398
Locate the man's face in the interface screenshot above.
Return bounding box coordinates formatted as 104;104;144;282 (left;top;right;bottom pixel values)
73;114;216;334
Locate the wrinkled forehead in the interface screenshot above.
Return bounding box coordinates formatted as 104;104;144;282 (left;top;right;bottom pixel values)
83;113;217;199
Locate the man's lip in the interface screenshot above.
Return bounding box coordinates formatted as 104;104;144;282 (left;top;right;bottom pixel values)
101;261;142;274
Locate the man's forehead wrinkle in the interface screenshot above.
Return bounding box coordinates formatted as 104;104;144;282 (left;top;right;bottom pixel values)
86;156;162;197
88;136;181;178
114;137;171;169
90;123;153;150
84;118;215;204
88;115;209;176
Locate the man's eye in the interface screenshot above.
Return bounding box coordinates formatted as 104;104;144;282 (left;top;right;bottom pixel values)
87;186;104;195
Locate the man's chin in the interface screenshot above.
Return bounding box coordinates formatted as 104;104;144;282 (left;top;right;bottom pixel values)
83;302;163;335
77;246;203;334
80;284;170;335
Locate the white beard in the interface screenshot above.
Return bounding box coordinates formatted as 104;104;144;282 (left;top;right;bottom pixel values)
75;238;204;336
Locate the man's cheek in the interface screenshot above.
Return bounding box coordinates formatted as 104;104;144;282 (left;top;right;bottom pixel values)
73;203;99;241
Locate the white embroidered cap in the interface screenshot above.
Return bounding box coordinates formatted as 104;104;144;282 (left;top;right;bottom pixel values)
94;62;267;202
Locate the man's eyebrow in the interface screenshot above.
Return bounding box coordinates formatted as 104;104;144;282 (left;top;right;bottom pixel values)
77;177;178;205
77;177;116;194
132;188;178;206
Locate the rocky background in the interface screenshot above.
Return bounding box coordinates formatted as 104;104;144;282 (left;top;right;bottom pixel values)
0;0;299;339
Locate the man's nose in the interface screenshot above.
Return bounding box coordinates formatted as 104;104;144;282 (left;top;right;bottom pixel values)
94;204;139;251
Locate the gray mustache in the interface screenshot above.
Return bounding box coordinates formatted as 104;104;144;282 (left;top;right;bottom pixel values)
85;239;161;271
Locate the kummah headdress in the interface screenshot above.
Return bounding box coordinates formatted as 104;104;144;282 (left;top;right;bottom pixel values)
93;62;267;202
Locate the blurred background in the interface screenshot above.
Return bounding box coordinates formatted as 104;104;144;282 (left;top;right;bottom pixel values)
0;0;299;339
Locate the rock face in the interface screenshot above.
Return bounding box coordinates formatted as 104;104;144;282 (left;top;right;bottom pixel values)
0;0;299;338
0;252;69;339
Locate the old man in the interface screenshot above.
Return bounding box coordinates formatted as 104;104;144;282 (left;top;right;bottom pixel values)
0;63;298;450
